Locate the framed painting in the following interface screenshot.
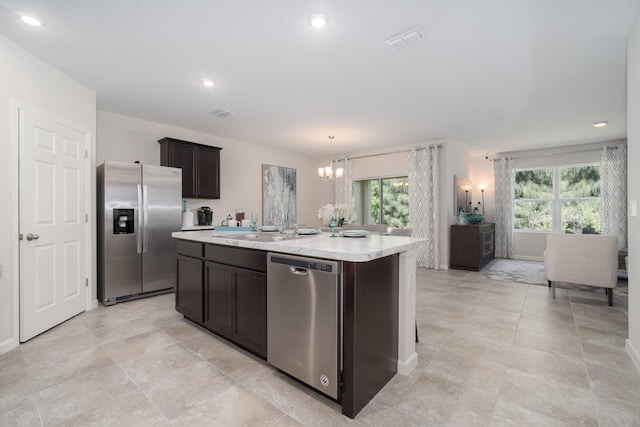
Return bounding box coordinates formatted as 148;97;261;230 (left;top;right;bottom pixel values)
262;164;297;226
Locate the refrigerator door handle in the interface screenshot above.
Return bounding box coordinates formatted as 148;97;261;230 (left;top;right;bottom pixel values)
136;184;143;254
142;184;149;253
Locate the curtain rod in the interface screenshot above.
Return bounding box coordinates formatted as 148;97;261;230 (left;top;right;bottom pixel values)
337;143;444;162
493;144;622;161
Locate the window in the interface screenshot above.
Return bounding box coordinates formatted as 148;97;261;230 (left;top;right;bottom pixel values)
353;176;409;228
514;164;600;233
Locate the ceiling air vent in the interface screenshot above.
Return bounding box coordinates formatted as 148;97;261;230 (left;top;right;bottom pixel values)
211;109;233;119
384;28;424;51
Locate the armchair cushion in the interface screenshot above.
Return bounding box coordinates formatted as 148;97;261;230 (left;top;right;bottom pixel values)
544;233;618;305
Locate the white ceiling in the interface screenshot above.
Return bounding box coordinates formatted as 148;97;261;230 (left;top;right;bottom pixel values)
1;0;638;158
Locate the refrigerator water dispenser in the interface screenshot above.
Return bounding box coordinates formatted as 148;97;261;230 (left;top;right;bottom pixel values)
113;208;134;234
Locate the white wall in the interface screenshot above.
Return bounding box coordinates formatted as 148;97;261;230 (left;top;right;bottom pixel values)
626;13;640;372
0;34;97;353
472;140;625;261
98;111;327;227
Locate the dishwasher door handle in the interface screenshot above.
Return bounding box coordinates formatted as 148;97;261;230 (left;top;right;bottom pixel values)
289;267;308;275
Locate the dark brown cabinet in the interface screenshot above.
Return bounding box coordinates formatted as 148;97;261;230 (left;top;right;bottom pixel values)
203;259;268;353
175;240;204;321
175;242;267;358
159;137;221;199
450;223;495;271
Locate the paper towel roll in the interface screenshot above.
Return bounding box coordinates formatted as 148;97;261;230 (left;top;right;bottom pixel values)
182;211;194;227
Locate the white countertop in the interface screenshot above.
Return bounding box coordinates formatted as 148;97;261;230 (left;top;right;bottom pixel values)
172;230;427;262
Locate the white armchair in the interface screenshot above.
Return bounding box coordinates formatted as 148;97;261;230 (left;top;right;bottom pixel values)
544;233;618;306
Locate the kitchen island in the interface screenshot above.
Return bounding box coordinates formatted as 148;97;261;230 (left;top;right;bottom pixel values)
171;229;425;418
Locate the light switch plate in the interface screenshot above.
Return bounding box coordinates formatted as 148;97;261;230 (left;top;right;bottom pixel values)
630;200;637;217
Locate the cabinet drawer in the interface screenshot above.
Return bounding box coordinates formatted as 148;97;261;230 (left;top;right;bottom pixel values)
205;244;267;272
176;239;204;258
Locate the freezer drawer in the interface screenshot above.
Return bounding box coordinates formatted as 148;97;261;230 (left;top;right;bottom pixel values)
267;253;341;400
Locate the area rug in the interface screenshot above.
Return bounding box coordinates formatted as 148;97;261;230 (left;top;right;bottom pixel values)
481;258;628;296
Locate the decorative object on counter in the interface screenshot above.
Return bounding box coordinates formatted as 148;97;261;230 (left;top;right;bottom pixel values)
221;214;239;227
197;206;213;225
477;183;488;214
318;203;357;227
250;212;259;231
318;135;344;181
340;229;369;238
329;212;338;237
263;164;297;227
235;208;244;222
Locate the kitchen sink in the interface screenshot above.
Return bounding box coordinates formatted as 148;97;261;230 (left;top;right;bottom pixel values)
223;232;317;242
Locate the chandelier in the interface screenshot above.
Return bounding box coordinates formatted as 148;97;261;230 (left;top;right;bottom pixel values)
318;135;344;181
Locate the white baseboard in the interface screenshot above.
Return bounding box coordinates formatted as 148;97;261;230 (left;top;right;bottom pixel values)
512;255;544;262
90;299;99;310
0;337;19;355
397;351;418;375
626;339;640;374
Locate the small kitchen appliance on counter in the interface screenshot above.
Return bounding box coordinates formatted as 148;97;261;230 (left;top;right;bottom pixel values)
197;207;213;225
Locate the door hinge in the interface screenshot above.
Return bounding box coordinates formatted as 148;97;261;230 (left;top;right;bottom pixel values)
85;149;88;159
85;213;88;222
19;233;23;241
85;278;89;287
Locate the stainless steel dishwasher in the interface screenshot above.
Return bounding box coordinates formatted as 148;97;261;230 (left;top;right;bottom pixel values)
267;253;341;400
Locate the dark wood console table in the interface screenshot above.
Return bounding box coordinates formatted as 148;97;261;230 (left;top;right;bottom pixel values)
450;223;495;271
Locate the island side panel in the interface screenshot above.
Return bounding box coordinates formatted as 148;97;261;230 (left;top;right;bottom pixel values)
398;249;418;374
342;254;399;418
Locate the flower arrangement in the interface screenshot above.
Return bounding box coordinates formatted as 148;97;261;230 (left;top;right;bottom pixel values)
318;203;357;227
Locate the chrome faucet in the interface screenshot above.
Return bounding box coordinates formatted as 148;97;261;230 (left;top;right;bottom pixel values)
265;210;292;234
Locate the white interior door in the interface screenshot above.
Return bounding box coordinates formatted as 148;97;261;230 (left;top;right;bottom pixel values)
19;106;88;342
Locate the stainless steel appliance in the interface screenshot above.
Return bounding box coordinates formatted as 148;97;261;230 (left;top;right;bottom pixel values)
267;253;342;399
97;161;182;305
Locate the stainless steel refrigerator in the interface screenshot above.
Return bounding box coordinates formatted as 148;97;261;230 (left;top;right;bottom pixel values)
97;161;182;305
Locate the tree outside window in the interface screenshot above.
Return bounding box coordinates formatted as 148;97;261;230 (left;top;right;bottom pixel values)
353;177;409;228
514;164;600;233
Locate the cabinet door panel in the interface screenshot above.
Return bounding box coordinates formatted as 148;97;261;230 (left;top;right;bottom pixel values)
196;147;220;199
233;268;267;356
176;255;203;321
204;261;233;339
170;142;197;197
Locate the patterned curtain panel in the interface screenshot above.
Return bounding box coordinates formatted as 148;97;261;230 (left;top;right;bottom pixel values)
408;145;441;269
331;158;353;205
600;144;627;250
493;157;516;258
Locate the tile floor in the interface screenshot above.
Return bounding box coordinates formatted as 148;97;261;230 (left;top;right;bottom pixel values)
1;265;639;426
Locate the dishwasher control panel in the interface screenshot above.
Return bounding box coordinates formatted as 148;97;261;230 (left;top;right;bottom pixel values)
269;255;334;273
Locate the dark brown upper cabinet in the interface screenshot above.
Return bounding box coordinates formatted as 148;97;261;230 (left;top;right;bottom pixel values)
158;137;221;199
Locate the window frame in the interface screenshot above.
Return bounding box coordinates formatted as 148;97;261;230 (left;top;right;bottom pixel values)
352;175;409;227
514;162;600;233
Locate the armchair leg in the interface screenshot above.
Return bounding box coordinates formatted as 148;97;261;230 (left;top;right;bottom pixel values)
551;281;556;299
607;288;613;307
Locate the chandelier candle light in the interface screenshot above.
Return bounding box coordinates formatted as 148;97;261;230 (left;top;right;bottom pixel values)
318;136;344;181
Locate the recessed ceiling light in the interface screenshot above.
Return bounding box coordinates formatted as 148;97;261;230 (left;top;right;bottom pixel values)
202;79;214;88
309;13;327;29
592;120;608;128
15;11;43;27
